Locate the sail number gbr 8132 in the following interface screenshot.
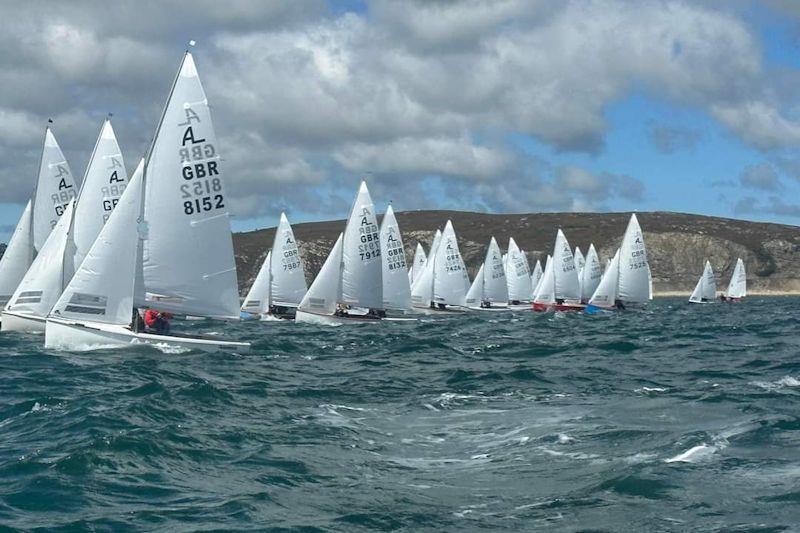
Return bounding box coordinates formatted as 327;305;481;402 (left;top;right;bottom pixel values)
177;110;225;216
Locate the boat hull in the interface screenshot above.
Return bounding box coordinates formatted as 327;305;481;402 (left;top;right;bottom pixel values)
410;306;467;315
554;303;586;312
466;306;511;312
44;318;251;353
295;309;384;325
1;311;46;333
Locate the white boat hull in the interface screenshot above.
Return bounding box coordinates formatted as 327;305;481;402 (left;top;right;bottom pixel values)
410;306;467;315
1;311;46;333
466;306;511;312
44;318;250;353
295;309;384;326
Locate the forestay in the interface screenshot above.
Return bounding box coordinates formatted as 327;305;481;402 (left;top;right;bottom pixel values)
618;214;650;303
553;229;580;301
271;213;307;307
0;201;34;306
298;234;343;315
506;238;532;302
71;119;127;275
589;249;620;308
341;181;382;309
49;167;144;325
580;244;603;302
726;258;746;298
33;127;78;252
142;51;240;319
380;205;411;310
241;251;271;314
6;201;75;318
433;221;468;307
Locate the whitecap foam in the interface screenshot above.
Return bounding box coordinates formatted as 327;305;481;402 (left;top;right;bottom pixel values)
665;444;718;463
635;386;667;394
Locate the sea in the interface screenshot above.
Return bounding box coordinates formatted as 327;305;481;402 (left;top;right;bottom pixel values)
1;297;798;532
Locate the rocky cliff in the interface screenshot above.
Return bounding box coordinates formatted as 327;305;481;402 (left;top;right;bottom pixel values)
230;211;800;295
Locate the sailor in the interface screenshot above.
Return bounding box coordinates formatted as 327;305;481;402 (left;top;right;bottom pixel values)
334;303;348;317
144;309;173;334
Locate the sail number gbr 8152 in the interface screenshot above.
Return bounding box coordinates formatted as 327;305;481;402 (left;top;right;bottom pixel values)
177;109;225;216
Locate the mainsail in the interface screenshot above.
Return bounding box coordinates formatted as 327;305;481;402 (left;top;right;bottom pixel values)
271;213;307;307
689;260;716;302
530;259;543;298
553;229;580;301
506;238;532;302
410;229;441;307
433;220;468;307
533;255;556;305
141;51;240;318
580;244;603;302
341;181;382;309
380;205;411;310
409;243;427;285
32;126;78;252
71;118;128;274
725;258;746;299
618;214;650;303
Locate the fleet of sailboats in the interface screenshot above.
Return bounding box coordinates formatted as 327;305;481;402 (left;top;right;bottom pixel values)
0;43;750;351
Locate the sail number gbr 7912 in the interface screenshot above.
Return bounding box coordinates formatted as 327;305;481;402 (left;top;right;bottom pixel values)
177;110;225;216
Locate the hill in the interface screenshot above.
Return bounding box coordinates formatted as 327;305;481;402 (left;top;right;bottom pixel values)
233;211;800;296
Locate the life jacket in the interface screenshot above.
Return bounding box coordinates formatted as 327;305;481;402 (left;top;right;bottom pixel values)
144;309;159;327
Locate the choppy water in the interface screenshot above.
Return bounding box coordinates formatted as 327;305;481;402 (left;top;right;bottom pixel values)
1;298;799;531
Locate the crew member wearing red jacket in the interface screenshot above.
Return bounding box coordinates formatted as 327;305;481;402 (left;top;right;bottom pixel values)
144;309;173;335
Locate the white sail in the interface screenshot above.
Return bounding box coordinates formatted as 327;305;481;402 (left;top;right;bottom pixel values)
483;237;508;303
298;234;343;315
506;238;532;302
574;247;585;272
689;260;716;302
341;181;382;309
49;169;144;326
271;213;307;307
241;251;271;314
409;243;427;285
433;220;468;307
465;264;484;307
142;51;239;319
71;118;128;275
618;213;650;303
32;126;78;252
530;259;543;298
726;258;746;299
580;244;603;302
380;205;411;310
0;201;34;306
589;249;620;308
553;229;580;301
6;201;75;318
533;255;555;305
410;229;441;308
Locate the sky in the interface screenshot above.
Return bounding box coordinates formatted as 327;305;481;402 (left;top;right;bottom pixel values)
1;0;800;240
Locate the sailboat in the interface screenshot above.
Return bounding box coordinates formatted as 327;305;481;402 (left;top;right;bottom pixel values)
534;229;582;311
2;119;121;332
465;237;508;310
408;243;427;285
530;259;543;299
45;49;249;352
0;124;78;320
722;258;746;302
380;205;412;314
532;255;555;310
241;213;307;320
689;260;716;304
295;181;388;324
506;238;532;308
574;246;585;297
580;244;602;303
586;214;652;311
410;221;469;313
